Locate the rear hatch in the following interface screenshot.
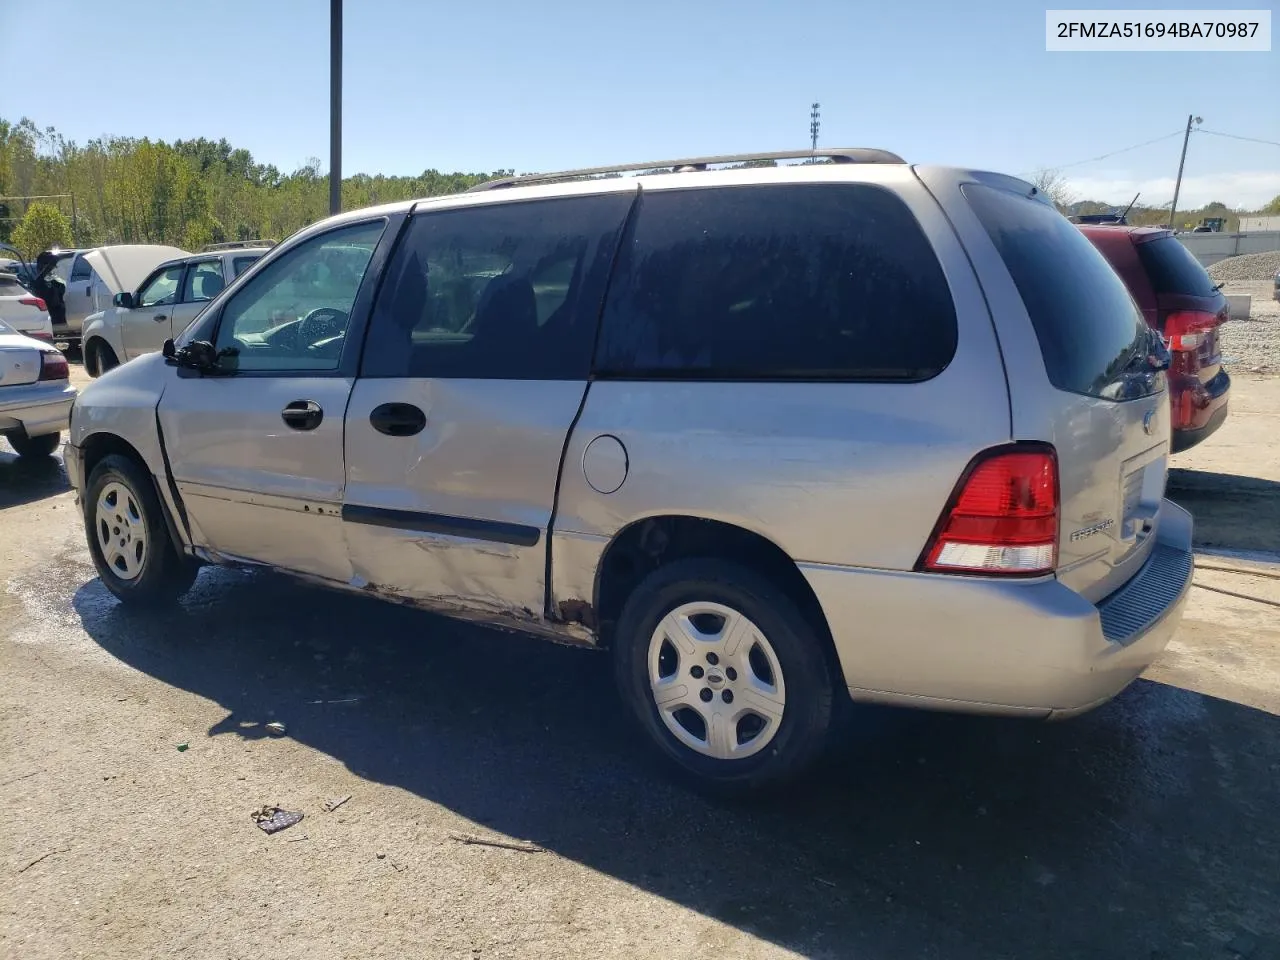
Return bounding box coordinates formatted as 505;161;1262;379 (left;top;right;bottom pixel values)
960;182;1171;602
1134;232;1228;389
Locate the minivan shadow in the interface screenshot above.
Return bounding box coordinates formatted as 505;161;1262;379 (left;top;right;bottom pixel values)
72;568;1280;959
1167;468;1280;555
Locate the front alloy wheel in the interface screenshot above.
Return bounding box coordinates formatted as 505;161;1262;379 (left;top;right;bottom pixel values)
84;454;198;605
94;480;149;580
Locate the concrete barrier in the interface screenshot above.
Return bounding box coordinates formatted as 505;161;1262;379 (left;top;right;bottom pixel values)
1226;295;1252;320
1178;231;1280;268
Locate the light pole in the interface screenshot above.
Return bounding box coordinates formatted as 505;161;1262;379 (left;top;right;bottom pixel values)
1168;114;1201;231
809;103;821;159
329;0;342;215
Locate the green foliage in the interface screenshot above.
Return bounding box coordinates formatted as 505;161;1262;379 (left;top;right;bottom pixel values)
1263;195;1280;215
0;116;512;252
11;201;73;258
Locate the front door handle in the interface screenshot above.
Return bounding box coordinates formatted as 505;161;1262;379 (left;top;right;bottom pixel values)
282;399;323;431
369;402;426;437
154;314;168;322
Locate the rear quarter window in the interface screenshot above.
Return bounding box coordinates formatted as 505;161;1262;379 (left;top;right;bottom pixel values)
1136;236;1218;297
595;183;958;381
963;183;1152;400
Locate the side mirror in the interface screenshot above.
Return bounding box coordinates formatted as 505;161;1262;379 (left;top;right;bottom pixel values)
162;338;176;359
186;340;219;368
113;292;134;309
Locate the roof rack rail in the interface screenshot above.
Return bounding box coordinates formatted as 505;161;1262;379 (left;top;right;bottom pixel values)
466;147;906;192
199;240;277;253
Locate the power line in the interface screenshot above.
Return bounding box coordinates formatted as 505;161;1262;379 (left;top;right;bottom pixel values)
1022;129;1185;176
1198;129;1280;149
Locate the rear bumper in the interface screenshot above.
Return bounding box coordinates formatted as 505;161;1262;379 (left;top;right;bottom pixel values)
802;500;1194;717
0;383;76;437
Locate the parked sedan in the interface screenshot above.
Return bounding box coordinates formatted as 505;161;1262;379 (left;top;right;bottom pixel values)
0;271;54;342
0;318;76;458
1079;225;1230;451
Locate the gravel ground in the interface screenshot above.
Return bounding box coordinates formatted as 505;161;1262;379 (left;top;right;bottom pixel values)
1218;280;1280;375
1208;251;1280;284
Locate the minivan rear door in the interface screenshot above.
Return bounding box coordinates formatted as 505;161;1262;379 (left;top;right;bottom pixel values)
342;186;637;621
926;170;1171;603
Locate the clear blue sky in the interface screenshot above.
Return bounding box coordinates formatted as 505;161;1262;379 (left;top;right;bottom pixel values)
3;0;1277;207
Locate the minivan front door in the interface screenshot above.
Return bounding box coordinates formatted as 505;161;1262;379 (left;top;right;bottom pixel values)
342;190;635;619
157;219;392;582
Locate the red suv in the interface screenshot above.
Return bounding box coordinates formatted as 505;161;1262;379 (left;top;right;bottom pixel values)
1079;226;1229;451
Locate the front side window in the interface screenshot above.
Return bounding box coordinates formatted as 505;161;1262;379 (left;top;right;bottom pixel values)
213;220;385;372
362;192;633;380
138;265;184;307
181;260;225;302
595;184;958;380
70;256;93;282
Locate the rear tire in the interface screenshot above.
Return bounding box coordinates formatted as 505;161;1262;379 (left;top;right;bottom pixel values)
5;429;61;459
612;558;835;795
84;453;197;605
90;340;119;377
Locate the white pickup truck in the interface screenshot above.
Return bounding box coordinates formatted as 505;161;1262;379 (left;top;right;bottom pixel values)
48;245;189;350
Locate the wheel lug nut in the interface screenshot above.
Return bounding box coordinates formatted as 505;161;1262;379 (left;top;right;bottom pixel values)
699;688;713;703
722;690;734;704
690;665;704;679
706;652;719;665
726;667;737;681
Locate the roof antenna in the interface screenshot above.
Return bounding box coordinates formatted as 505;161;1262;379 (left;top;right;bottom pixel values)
1118;191;1141;224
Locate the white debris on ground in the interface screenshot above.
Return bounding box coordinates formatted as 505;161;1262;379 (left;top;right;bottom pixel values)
1208;251;1280;284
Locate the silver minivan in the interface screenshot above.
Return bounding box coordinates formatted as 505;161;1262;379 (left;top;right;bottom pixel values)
65;150;1194;792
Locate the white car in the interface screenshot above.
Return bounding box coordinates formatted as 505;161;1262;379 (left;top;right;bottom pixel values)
0;272;54;342
47;245;189;349
81;246;267;376
0;318;76;458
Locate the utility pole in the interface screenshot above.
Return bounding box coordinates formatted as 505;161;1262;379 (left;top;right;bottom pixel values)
1168;114;1201;231
329;0;343;216
809;103;821;160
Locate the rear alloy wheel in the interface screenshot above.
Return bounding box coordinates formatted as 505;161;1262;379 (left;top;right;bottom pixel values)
91;341;119;377
5;429;61;459
613;558;835;794
84;454;197;605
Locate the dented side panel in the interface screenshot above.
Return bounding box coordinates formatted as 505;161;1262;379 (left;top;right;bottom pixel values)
343;378;589;620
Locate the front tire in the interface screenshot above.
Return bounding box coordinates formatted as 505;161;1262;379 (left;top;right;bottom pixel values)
84;454;197;605
612;558;835;794
5;429;61;459
89;340;119;377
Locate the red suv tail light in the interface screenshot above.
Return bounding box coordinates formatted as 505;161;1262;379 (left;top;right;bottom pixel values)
1163;309;1220;352
38;351;69;381
919;447;1059;576
19;296;48;312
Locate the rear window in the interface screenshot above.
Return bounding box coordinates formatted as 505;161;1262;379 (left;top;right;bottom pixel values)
1136;236;1218;297
595;184;958;381
963;183;1153;400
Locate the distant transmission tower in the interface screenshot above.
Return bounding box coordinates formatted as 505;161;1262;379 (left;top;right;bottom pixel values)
809;103;821;161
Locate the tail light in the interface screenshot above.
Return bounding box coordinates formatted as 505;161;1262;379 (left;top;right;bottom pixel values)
1163;310;1220;352
28;331;54;342
38;351;69;381
19;296;48;311
919;447;1059;576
